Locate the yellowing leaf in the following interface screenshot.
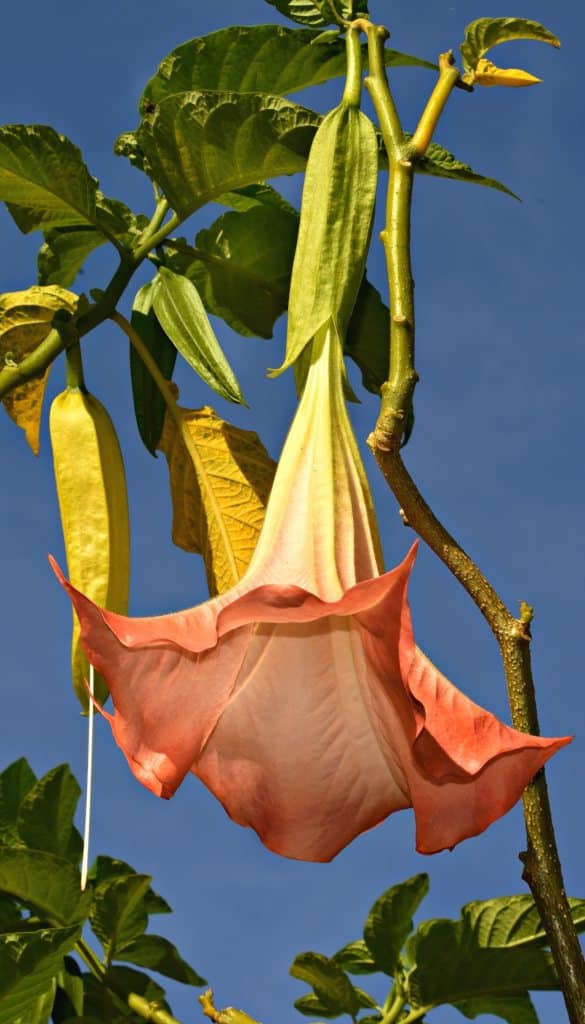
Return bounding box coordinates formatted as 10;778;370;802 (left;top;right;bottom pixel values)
0;285;77;453
158;402;276;595
470;58;542;88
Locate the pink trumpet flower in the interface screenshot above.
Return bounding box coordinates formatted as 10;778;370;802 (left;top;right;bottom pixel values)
52;323;570;861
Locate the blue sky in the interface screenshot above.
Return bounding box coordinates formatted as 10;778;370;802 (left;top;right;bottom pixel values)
0;1;583;1022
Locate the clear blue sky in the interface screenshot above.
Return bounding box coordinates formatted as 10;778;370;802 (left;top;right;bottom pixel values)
0;2;583;1022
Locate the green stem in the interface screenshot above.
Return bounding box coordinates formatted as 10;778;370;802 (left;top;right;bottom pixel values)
343;26;364;107
383;989;407;1024
365;22;585;1024
75;937;187;1024
64;344;86;391
409;51;460;156
137;197;170;249
363;25;416;436
363;23;404;161
399;1008;428;1024
134;212;182;262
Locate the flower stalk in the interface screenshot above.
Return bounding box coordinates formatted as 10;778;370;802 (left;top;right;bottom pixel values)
362;20;585;1022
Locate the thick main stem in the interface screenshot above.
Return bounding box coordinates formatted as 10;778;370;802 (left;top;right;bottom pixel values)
364;25;585;1024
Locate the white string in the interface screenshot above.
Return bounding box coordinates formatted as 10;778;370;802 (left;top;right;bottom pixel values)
80;663;95;891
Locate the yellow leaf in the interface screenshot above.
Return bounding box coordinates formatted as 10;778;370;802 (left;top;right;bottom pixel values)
471;58;542;87
0;285;78;453
158;402;276;596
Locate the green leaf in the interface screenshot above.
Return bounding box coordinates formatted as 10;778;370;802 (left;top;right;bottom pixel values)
407;917;558;1012
363;874;429;977
0;924;80;1023
37;199;148;286
37;228;105;287
332;939;377;975
167;184;389;394
0;848;88;925
2;978;56;1024
113;131;150;175
87;856;171;915
293;993;344;1019
462;894;585;949
460;18;560;76
290;952;361;1017
137;90;321;220
0;125;97;231
130;281;178;454
53;957;84;1023
0;892;23;930
152;267;245;404
139;25;434;112
417;140;518;199
275;101;377;372
0;759;36;845
216;182;298;215
89;875;151;961
263;0;366;27
115;933;206;986
16;764;82;864
345;280;389;394
455;993;539;1024
168;202;297;338
102;964;168;1007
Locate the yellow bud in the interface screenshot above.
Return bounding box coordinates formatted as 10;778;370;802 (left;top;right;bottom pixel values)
472;58;542;87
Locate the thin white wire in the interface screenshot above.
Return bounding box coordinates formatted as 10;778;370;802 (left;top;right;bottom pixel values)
80;663;95;891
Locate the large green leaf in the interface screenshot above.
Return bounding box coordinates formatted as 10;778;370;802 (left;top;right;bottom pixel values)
462;894;585;949
455;994;539;1024
137;90;320;219
16;764;82;864
290;952;364;1018
0;924;80;1021
460;18;560;76
139;25;434;111
276;101;378;371
88;856;171;916
167;202;297;338
152;267;245;404
0;125;97;231
0;758;36;845
363;874;429;977
89;874;151;961
264;0;367;27
0;848;87;925
130;280;178;454
115;933;206;986
406;917;558;1011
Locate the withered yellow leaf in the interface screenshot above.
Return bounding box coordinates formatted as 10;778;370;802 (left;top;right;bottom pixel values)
158;403;276;596
1;285;77;453
471;58;542;87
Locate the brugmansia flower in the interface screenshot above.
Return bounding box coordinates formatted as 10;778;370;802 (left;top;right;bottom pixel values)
52;323;569;862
